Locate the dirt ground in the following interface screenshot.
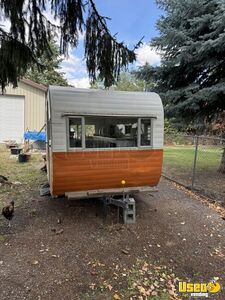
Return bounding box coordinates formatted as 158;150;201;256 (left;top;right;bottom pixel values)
163;167;225;202
0;152;225;300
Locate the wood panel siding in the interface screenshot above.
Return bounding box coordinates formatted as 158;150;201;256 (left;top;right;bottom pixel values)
51;149;163;196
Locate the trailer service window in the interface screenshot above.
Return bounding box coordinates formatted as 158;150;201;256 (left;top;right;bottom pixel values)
69;118;82;148
68;116;152;149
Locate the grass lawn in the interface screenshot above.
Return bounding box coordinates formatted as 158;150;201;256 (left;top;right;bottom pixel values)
163;146;223;170
163;146;225;201
0;149;46;211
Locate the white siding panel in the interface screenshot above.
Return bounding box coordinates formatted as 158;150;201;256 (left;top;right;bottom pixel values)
48;87;164;152
0;96;24;142
5;82;46;131
52;122;67;151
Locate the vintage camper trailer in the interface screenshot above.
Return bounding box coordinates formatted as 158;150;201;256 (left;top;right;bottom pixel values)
46;86;164;198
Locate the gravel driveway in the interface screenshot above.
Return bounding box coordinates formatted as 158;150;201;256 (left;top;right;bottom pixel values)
0;178;224;299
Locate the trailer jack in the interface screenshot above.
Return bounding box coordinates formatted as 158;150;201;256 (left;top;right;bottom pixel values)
102;194;136;224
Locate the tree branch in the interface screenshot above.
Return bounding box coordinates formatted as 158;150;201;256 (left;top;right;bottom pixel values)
88;0;144;51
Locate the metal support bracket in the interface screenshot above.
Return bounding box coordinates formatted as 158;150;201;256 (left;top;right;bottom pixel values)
102;194;136;224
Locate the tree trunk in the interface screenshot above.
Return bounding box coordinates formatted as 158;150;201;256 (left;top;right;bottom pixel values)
218;148;225;173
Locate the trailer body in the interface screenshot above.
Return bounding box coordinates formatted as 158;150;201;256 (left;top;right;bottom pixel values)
46;87;164;197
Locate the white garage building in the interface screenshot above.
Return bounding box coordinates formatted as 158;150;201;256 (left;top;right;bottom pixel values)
0;79;47;142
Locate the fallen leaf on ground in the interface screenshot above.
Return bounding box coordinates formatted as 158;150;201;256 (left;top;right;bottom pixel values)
104;283;113;291
90;271;98;276
142;262;148;271
138;286;146;295
89;283;96;290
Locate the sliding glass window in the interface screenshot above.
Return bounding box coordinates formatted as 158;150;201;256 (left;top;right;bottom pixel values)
69;118;82;148
68;116;152;149
140;118;152;146
85;116;138;148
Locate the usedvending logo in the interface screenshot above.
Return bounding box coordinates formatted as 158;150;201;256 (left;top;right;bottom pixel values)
178;277;221;297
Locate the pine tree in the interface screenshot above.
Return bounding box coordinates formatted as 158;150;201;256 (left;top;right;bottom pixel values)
135;0;225;126
0;0;143;91
26;40;68;86
134;0;225;172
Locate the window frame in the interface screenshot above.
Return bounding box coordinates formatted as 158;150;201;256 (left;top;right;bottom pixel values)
66;115;154;151
138;118;154;148
67;116;85;150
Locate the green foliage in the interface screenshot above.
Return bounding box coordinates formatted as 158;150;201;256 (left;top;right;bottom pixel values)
132;63;158;91
134;0;225;129
164;118;179;135
91;72;145;92
0;0;141;91
114;72;144;92
26;40;68;86
0;37;36;92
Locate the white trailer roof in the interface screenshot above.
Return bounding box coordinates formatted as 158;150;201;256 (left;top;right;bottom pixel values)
48;86;163;119
48;86;164;151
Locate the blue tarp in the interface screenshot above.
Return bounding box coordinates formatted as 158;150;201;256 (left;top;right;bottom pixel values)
24;131;46;141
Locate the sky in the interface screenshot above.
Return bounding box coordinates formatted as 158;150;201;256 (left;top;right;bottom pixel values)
60;0;163;88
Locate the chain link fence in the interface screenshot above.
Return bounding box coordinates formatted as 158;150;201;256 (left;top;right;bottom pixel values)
163;134;225;203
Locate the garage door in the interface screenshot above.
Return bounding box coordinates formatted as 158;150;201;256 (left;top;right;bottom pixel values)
0;95;25;142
